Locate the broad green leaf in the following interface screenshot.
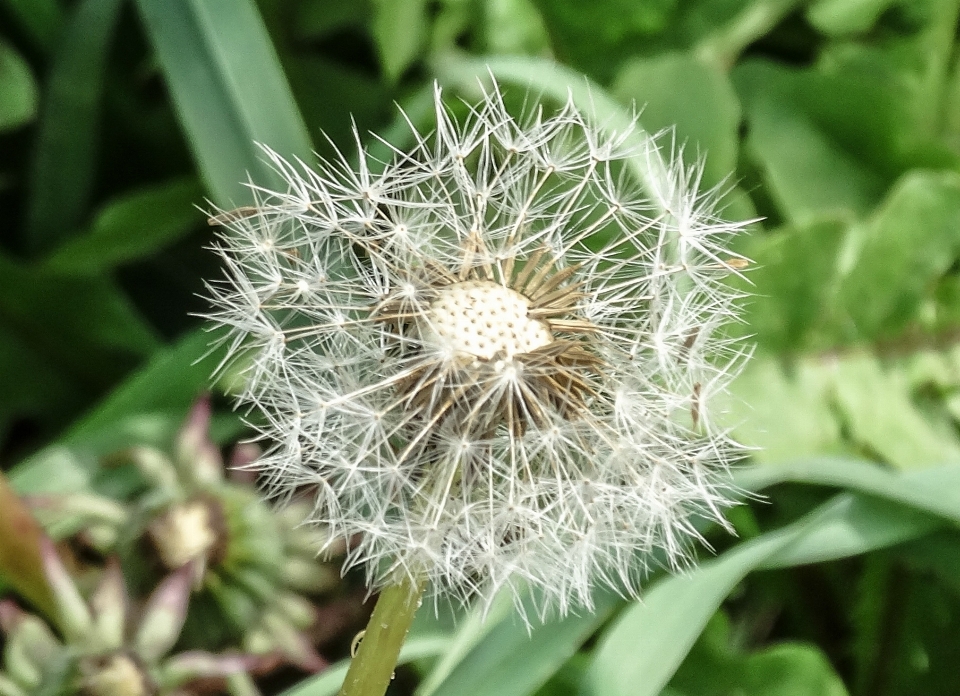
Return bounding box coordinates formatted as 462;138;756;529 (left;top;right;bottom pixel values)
583;463;960;696
671;614;848;696
611;52;740;189
735;644;849;696
733;59;900;223
0;40;38;131
758;494;940;568
44;177;205;275
735;218;847;352
817;0;960;143
832;354;960;469
135;0;313;206
583;509;812;696
279;635;450;696
838;170;960;339
372;0;427;81
530;0;678;81
483;0;551;56
24;0;124;252
723;357;843;463
0;0;63;50
417;591;515;696
806;0;897;35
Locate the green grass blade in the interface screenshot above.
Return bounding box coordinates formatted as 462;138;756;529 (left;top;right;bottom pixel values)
428;590;621;696
582;464;960;696
735;457;960;524
44;177;204;274
134;0;313;206
62;326;226;442
24;0;124;252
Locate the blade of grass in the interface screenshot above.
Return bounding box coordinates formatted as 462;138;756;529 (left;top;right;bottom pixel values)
24;0;123;253
734;457;960;524
428;589;622;696
582;464;960;696
62;326;227;442
134;0;313;206
44;177;204;274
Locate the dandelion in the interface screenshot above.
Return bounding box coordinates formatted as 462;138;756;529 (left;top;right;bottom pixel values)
205;82;750;695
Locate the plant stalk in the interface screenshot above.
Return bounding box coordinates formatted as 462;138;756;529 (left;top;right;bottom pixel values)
338;573;426;696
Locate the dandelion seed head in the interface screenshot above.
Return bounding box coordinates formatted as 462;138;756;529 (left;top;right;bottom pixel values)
205;82;752;618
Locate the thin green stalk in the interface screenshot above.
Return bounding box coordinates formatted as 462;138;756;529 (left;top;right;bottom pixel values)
694;0;805;71
338;574;427;696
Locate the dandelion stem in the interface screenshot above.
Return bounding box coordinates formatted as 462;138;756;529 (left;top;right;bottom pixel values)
338;574;426;696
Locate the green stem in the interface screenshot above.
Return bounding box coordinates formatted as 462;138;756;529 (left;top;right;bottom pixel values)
338;574;427;696
694;0;804;71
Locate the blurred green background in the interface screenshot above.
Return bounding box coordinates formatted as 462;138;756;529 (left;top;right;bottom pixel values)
4;0;960;695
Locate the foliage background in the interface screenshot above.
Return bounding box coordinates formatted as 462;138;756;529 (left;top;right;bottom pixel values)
4;0;960;694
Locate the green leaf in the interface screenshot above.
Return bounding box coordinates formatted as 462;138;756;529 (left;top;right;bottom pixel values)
735;458;960;524
838;170;960;339
736;644;849;696
734;59;898;223
0;253;161;391
806;0;897;35
758;494;940;569
62;326;227;443
372;0;427;82
583;463;960;696
722;357;843;463
134;0;313;206
44;177;205;275
831;354;960;469
427;590;621;696
0;40;38;131
736;218;847;352
24;0;125;252
611;52;740;189
482;0;552;56
672;614;849;696
530;0;678;81
418;592;515;696
583;510;813;696
0;0;64;50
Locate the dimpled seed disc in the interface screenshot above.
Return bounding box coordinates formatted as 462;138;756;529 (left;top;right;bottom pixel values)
426;280;553;360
